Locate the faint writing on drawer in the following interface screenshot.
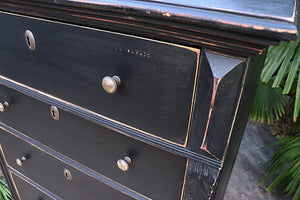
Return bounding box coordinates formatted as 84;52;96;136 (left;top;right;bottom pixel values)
115;48;151;59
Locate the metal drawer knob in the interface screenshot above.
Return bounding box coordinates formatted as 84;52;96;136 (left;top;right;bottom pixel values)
117;156;131;172
16;156;28;167
102;76;121;94
0;101;9;112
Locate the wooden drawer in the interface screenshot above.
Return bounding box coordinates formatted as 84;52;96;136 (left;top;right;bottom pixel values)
0;130;139;200
10;172;59;200
0;85;187;200
0;12;199;145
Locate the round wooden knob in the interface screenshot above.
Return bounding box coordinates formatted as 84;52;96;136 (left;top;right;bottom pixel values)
117;156;131;172
16;156;27;167
0;101;9;112
102;76;121;94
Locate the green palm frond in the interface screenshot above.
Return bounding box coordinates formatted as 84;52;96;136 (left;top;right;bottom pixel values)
260;136;300;200
252;33;300;200
260;36;300;121
0;179;11;200
250;80;288;124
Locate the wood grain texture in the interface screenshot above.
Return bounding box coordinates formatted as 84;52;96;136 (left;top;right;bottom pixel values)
0;2;296;199
1;134;137;200
0;85;187;200
211;51;267;200
188;51;245;159
0;12;199;145
0;75;222;169
11;172;61;200
142;0;297;22
182;159;219;200
183;51;266;200
0;123;151;200
199;52;245;159
0;147;19;200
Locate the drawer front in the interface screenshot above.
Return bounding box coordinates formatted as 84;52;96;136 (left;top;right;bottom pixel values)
0;12;199;145
0;85;187;200
11;173;56;200
0;131;137;200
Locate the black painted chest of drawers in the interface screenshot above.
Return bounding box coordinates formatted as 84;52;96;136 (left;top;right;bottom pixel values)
0;0;298;199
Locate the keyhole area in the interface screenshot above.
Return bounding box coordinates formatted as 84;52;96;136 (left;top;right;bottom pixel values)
24;30;36;51
26;36;31;47
63;169;72;180
50;106;59;120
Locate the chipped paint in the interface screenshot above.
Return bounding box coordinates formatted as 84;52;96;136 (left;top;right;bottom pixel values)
216;20;251;28
201;77;221;153
253;25;264;30
270;28;298;34
163;12;171;17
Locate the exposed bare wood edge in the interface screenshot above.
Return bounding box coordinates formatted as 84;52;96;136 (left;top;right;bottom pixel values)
0;2;268;56
13;0;276;46
9;167;62;200
0;76;222;169
24;0;299;40
182;159;219;200
0;1;285;55
135;0;297;23
211;51;267;199
1;124;150;200
58;2;280;47
0;146;19;200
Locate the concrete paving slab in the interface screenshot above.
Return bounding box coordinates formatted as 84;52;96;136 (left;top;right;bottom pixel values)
224;122;291;200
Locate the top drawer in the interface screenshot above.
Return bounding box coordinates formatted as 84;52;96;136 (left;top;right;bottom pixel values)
0;12;199;145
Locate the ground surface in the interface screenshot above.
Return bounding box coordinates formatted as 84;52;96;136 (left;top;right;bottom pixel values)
224;122;290;200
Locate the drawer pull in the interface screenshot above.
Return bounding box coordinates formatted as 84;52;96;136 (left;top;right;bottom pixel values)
117;156;131;172
24;30;36;51
102;76;121;94
0;101;9;112
16;155;29;167
63;168;72;180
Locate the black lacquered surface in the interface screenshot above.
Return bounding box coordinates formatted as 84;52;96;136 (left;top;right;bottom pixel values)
0;130;139;200
11;173;55;200
141;0;297;21
0;12;199;145
0;85;187;200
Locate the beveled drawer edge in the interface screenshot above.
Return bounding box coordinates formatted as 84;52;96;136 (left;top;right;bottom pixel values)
8;166;62;200
0;75;222;169
0;145;60;200
185;48;200;147
0;10;200;147
0;145;20;200
180;158;189;200
0;10;200;53
0;122;151;200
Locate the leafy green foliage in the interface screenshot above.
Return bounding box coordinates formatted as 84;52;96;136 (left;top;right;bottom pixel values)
251;33;300;200
250;80;288;124
260;36;300;121
0;179;11;200
260;136;300;200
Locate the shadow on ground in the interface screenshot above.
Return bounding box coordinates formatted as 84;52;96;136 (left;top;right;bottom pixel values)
224;121;291;200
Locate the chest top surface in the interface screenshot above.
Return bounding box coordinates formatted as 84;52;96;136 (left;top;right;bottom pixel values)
0;0;298;55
